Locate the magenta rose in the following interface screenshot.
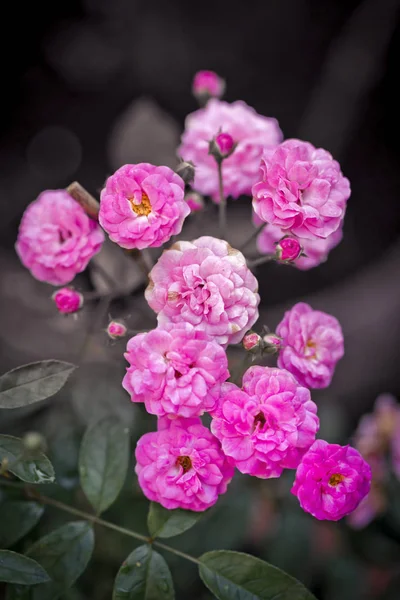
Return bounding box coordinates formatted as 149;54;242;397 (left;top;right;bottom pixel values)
99;163;190;250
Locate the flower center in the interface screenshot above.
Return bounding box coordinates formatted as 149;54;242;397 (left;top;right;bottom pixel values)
177;455;192;473
128;193;152;216
329;473;345;486
253;411;266;431
305;339;317;358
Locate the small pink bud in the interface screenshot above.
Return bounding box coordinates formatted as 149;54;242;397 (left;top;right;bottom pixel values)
243;331;261;352
107;320;127;339
263;334;282;353
192;70;225;101
276;237;302;262
52;287;83;314
209;132;237;163
185;191;205;212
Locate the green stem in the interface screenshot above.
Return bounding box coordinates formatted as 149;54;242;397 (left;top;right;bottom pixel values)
248;254;275;269
0;480;200;565
239;224;266;252
217;162;227;239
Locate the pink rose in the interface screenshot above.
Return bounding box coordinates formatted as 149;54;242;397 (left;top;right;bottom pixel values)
252;139;350;239
99;163;190;250
135;418;234;511
276;302;344;389
179;99;282;202
292;440;371;521
211;367;319;478
16;190;104;286
123;322;229;417
145;237;260;347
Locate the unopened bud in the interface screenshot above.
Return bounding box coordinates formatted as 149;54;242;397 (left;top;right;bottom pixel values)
192;70;225;104
185;191;205;212
52;287;83;314
23;432;47;454
209;132;237;163
107;320;127;339
176;160;195;185
243;331;262;352
262;334;282;354
275;237;302;263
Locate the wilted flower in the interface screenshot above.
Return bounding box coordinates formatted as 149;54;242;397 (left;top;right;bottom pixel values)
16;190;104;286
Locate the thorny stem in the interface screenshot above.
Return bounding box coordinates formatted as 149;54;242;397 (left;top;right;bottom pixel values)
248;254;276;269
217;162;227;239
0;479;200;565
239;224;266;252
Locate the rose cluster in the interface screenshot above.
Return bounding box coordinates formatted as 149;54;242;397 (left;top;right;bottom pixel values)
14;69;370;521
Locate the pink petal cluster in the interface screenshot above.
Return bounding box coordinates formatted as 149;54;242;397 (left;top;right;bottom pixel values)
99;163;190;250
15;190;104;286
178;99;282;202
252;139;350;240
52;287;83;314
276;302;344;389
211;367;319;478
145;237;260;346
292;440;371;521
135;417;234;511
123;322;229;417
256;221;343;270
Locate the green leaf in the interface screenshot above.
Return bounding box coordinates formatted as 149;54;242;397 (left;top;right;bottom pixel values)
79;417;130;514
0;436;55;484
147;502;204;539
8;521;94;600
0;501;44;548
113;545;174;600
0;361;76;409
0;550;50;585
198;550;317;600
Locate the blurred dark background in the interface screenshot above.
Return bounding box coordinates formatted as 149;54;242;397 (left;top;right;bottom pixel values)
1;1;400;598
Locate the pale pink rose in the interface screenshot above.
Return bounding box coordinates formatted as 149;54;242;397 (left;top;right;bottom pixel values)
99;163;190;250
122;322;229;417
276;302;344;389
192;70;225;99
256;222;343;270
15;190;104;286
252;139;350;239
135;418;234;511
179;99;282;202
292;440;371;521
211;367;319;478
145;237;260;346
52;287;83;314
